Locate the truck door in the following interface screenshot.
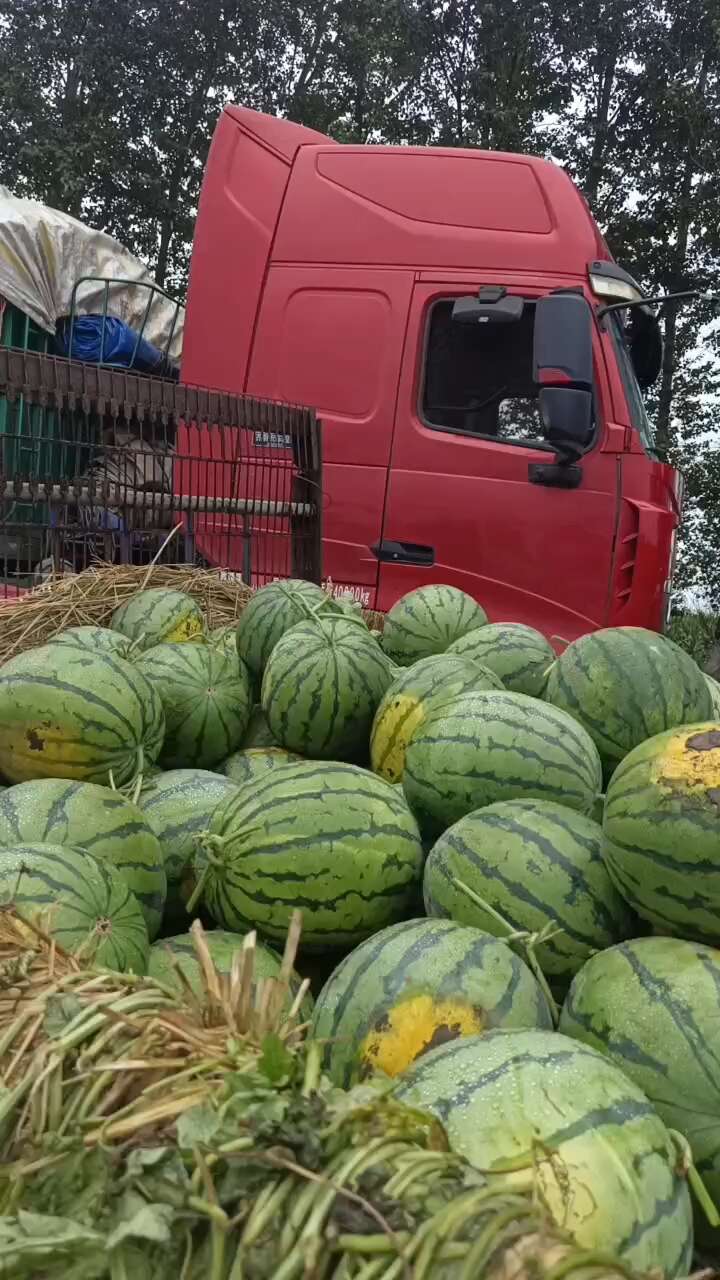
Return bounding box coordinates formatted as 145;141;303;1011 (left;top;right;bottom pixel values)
247;266;414;604
376;281;621;641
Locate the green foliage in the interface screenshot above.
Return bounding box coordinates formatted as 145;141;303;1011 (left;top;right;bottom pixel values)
668;610;720;669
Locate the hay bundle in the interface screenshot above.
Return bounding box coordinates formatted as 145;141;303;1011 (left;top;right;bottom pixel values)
0;562;254;664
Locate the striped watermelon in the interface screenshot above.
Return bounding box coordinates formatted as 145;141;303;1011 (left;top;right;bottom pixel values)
137;643;252;769
219;747;302;785
242;705;277;748
370;654;502;784
148;929;312;1017
0;645;164;786
236;579;334;677
136;768;238;885
0;842;149;972
447;622;555;697
381;584;488;666
0;779;166;939
111;587;205;650
196;760;424;948
311;917;553;1086
208;625;239;660
403;689;602;839
423;799;635;983
603;722;720;942
261;616;392;761
705;673;720;715
544;627;713;780
560;936;720;1241
395;1030;693;1277
53;625;133;659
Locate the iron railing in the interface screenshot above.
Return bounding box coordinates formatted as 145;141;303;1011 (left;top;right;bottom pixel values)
0;348;322;597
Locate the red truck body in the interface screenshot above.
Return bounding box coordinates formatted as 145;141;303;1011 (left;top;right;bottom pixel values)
181;105;681;641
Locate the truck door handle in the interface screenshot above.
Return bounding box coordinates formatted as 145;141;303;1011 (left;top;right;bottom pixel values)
371;540;435;565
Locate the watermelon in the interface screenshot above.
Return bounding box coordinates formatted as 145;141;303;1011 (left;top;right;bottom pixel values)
241;705;277;748
403;689;602;839
148;929;312;1017
219;747;302;785
236;579;334;677
53;625;133;659
0;645;164;787
705;673;720;715
603;722;720;942
0;842;149;973
544;627;713;780
0;779;166;939
370;654;502;784
447;622;555;697
137;643;252;769
208;624;240;660
111;587;205;650
381;584;488;666
311;917;553;1086
136;768;238;885
560;936;720;1240
195;760;424;948
423;799;635;983
395;1030;693;1277
261;616;392;761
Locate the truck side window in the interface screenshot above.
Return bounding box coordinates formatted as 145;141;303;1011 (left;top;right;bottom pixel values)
607;313;657;459
422;299;545;445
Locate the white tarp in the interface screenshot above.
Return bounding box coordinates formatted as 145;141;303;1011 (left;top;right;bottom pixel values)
0;187;184;360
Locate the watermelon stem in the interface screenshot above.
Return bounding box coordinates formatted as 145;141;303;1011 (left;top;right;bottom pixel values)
450;876;560;1026
669;1128;720;1227
186;837;226;913
302;1039;323;1097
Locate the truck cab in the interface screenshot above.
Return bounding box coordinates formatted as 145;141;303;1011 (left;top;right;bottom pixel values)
182;105;680;641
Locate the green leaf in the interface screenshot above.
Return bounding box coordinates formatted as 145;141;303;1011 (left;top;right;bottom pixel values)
175;1102;220;1148
43;994;84;1039
17;1210;99;1241
257;1033;295;1085
106;1203;173;1251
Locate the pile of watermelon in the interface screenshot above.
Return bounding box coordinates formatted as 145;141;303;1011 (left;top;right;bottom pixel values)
0;575;719;1274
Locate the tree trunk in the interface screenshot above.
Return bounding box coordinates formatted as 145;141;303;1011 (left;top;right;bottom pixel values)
584;46;618;209
654;45;712;457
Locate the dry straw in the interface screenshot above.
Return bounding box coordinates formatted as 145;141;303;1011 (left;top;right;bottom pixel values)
0;563;254;664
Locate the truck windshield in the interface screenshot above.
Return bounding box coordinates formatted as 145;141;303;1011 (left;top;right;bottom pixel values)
607;313;657;458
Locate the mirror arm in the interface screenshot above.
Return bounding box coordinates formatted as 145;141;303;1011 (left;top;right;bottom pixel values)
597;289;720;323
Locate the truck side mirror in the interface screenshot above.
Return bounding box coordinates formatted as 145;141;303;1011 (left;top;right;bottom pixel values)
534;293;594;464
627;305;663;388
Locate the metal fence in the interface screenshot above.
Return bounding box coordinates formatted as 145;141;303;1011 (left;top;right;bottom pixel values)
0;348;322;598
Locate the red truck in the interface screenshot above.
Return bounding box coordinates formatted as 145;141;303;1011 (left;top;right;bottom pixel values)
180;105;680;643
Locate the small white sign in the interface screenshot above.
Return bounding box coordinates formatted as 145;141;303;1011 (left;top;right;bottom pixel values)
254;431;292;449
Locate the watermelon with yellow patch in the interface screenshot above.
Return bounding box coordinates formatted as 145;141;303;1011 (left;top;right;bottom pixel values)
0;645;164;787
310;917;553;1087
110;588;205;651
370;655;503;783
603;721;720;943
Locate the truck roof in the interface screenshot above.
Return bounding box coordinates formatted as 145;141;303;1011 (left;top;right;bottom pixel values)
223;104;611;275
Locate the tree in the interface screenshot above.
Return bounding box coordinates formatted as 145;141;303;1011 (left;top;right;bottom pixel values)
0;0;143;218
